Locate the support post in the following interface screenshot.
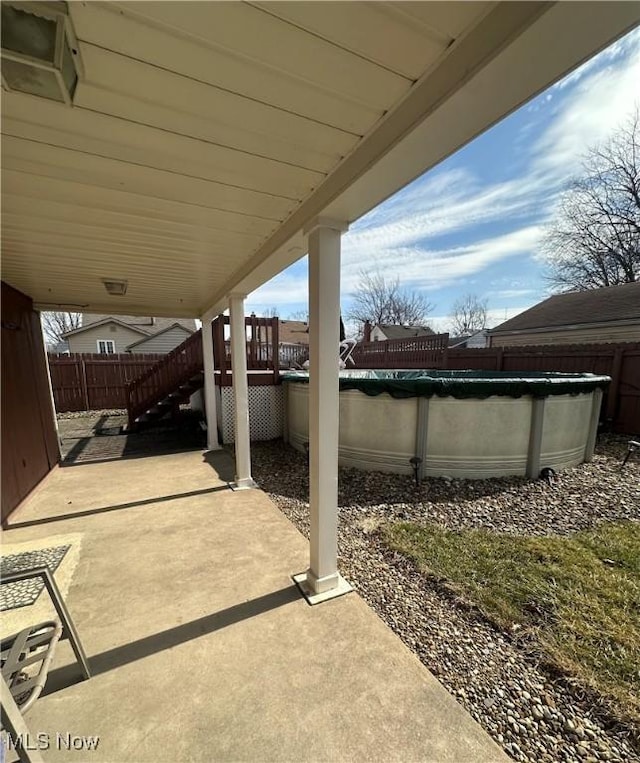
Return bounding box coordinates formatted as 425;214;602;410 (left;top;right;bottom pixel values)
201;311;221;451
293;217;352;604
584;387;603;462
229;294;256;489
526;397;546;479
415;398;430;481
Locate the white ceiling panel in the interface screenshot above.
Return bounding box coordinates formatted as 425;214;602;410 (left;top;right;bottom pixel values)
1;198;267;247
247;1;449;79
3;172;278;236
390;1;494;40
69;2;389;133
77;45;356;172
2;136;296;220
3;97;323;198
104;1;411;109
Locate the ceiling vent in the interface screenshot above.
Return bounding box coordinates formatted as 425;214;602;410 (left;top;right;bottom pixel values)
102;279;128;297
1;1;82;105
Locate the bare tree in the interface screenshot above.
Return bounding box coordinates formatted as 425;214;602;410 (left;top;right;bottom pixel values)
286;307;346;340
544;108;640;291
347;270;434;331
287;308;309;321
41;311;82;345
449;293;488;335
262;306;279;318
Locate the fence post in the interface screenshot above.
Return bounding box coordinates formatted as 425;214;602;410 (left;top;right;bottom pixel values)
80;359;90;411
605;347;624;423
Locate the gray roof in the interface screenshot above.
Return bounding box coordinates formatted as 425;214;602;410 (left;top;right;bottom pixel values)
81;314;197;333
491;283;640;334
62;316;151;338
376;324;434;339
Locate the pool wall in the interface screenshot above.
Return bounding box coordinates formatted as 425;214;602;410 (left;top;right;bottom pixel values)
284;381;604;479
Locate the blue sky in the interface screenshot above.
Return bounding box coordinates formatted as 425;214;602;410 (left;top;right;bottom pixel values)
246;27;640;333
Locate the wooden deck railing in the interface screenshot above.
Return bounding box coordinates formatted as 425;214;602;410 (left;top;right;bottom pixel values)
126;329;203;425
213;315;280;386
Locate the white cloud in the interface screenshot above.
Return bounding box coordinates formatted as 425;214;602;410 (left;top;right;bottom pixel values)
489;288;537;300
247;270;308;310
248;28;640;318
533;38;640;173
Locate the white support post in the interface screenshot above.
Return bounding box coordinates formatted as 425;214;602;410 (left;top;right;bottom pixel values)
229;293;256;489
293;217;352;604
201;311;221;451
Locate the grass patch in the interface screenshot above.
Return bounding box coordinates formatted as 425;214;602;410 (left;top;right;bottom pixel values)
383;521;640;725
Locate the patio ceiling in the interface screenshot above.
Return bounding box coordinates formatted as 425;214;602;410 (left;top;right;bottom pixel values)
2;2;639;318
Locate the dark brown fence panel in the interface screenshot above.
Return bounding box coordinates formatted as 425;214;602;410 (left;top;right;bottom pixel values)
48;358;85;411
48;353;163;412
352;333;449;368
617;349;640;435
447;342;640;435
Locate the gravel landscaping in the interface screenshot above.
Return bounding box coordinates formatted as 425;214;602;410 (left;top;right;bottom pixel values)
251;435;640;763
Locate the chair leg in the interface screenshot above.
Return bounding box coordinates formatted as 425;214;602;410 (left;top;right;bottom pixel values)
1;676;45;763
41;569;91;680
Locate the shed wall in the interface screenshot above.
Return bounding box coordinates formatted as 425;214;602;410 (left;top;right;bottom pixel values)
490;324;640;347
1;282;59;522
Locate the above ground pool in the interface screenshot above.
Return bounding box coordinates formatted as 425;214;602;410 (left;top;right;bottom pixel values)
283;370;611;479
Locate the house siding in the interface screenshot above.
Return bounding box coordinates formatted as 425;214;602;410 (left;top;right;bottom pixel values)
490;324;640;347
370;326;386;341
128;325;192;354
68;323;147;353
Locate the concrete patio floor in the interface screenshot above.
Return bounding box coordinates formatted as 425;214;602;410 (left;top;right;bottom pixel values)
2;449;506;762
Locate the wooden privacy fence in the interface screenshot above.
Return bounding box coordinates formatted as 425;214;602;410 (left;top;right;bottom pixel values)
444;342;640;435
351;333;450;368
48;353;163;412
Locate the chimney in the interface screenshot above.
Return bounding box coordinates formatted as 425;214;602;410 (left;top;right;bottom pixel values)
363;320;372;342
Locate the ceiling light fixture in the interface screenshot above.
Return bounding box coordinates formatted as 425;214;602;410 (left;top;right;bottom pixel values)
102;279;128;297
1;1;82;105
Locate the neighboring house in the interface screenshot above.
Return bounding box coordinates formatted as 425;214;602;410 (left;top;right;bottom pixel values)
369;323;435;342
278;319;309;346
47;340;70;354
448;329;490;349
489;283;640;347
62;314;197;354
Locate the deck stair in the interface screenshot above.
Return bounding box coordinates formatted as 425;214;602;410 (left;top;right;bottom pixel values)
126;329;204;428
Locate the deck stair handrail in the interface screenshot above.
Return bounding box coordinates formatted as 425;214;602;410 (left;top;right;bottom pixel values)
126;329;203;425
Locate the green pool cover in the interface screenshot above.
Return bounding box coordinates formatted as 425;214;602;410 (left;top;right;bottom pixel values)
282;369;611;400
